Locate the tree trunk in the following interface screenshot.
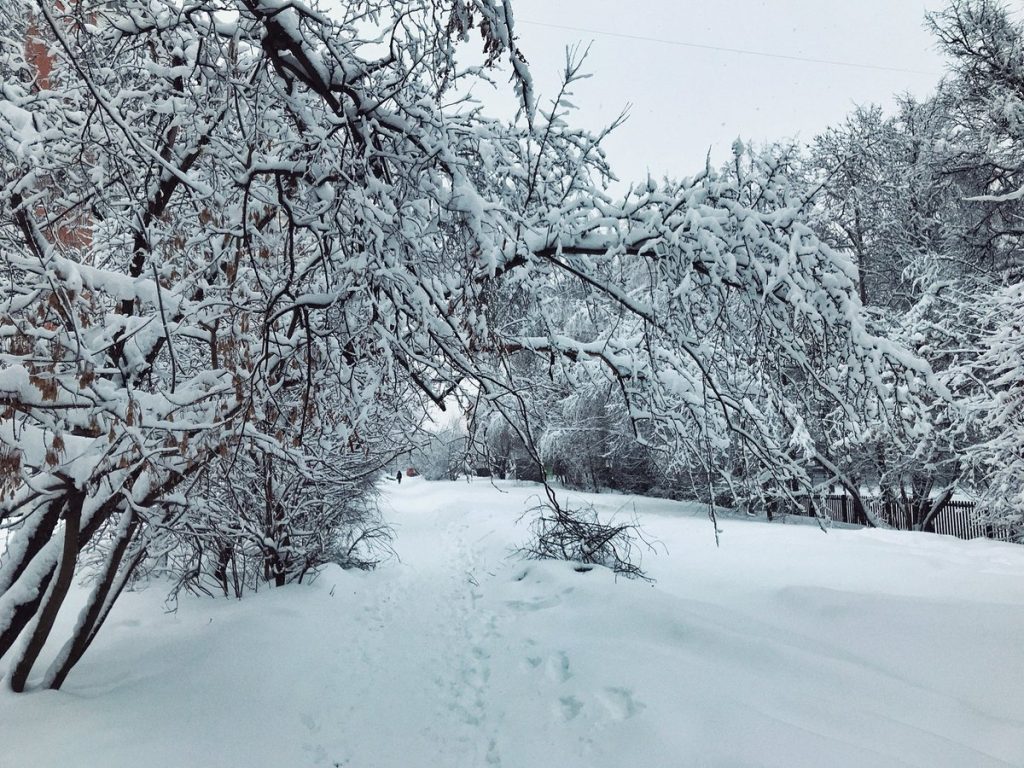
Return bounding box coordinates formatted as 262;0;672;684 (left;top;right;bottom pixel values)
0;498;64;661
839;482;886;528
213;543;234;596
8;490;84;692
916;487;954;533
0;497;62;593
0;493;114;663
43;509;140;690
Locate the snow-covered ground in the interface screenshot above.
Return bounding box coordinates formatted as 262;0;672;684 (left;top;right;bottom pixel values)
2;478;1022;767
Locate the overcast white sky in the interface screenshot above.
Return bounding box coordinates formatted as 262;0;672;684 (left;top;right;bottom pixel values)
480;0;958;183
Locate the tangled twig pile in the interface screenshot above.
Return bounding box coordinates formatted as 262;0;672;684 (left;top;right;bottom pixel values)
520;497;650;580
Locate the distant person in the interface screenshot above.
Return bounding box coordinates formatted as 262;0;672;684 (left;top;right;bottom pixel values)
396;470;402;484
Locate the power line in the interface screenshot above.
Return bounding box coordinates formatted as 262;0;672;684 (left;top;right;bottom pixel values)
516;19;939;77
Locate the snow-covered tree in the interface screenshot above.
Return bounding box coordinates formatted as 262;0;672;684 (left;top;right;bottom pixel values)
0;0;934;690
964;282;1024;535
921;0;1024;537
413;419;470;481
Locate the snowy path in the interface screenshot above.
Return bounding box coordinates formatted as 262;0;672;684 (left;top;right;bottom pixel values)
2;478;1023;767
346;483;665;768
339;506;506;765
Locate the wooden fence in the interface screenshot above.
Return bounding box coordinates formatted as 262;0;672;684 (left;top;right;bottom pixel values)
789;495;1017;542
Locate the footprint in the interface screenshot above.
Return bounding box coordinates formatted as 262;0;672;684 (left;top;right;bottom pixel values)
301;742;328;765
299;745;327;768
598;687;645;720
300;713;327;764
485;737;502;766
558;695;583;721
505;595;561;612
545;651;571;683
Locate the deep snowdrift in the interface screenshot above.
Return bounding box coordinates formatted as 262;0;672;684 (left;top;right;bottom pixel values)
1;478;1022;767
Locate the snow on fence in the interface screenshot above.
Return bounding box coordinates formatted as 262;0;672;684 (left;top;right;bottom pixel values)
790;495;1016;542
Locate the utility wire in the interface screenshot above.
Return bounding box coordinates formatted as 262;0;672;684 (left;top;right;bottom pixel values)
517;19;939;76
